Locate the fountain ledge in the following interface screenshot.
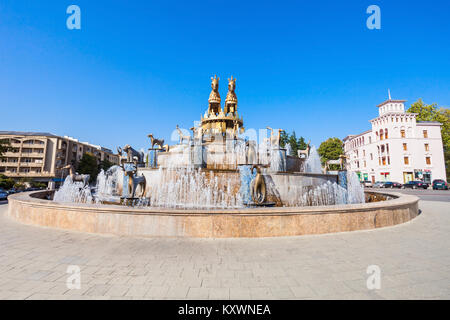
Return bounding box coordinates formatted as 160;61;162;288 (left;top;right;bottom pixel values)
6;191;419;238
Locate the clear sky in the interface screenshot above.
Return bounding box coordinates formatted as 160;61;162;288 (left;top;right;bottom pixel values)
1;0;449;151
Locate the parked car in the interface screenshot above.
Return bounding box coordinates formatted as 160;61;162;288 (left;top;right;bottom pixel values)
0;189;8;201
373;181;384;188
382;181;402;189
361;180;373;188
7;188;17;195
403;180;429;189
432;179;448;190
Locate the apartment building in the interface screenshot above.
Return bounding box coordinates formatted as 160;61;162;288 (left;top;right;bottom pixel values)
0;131;119;187
343;95;446;184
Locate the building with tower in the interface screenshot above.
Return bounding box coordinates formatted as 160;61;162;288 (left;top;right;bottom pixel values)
343;92;446;184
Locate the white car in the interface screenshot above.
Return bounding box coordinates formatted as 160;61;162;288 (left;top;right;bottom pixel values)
361;181;373;188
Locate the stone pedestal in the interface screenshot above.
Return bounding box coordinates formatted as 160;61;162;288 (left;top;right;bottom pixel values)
121;162;136;198
338;170;348;190
148;148;159;168
191;141;204;169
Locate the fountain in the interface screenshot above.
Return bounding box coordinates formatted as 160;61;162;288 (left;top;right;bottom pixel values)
6;75;419;238
52;76;365;210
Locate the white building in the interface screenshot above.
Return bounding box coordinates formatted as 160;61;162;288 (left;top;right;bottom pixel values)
343;93;446;184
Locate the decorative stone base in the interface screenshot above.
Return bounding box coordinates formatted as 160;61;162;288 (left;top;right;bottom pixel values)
6;191;419;238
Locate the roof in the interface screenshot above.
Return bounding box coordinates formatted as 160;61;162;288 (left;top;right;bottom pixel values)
0;131;57;137
342;129;371;142
376;99;406;108
416;121;442;126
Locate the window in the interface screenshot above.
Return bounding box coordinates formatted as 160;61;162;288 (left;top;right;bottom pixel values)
363;150;366;157
404;157;409;165
364;160;366;167
401;129;405;138
425;143;429;151
426;157;431;165
423;130;428;138
385;128;389;139
369;136;372;144
370;153;373;160
403;143;407;151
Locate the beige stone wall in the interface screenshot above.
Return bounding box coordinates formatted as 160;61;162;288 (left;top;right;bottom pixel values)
7;191;419;238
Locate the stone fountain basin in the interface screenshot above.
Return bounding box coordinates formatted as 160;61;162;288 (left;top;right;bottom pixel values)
6;190;419;238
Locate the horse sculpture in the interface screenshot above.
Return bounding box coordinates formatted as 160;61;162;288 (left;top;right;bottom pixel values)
251;164;266;204
297;140;311;159
266;127;284;147
147;134;164;149
176;125;191;145
118;144;144;163
61;164;90;186
120;163;146;199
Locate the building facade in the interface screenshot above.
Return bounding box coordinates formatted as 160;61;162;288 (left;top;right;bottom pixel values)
343;95;446;184
0;131;119;187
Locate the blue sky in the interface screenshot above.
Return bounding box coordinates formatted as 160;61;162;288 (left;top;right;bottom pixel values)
1;0;449;151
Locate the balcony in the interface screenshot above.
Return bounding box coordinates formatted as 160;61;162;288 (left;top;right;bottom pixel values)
2;171;54;178
23;152;45;158
20;162;43;167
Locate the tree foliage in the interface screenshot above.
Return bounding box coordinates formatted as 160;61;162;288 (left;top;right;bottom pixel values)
0;139;11;159
407;99;450;179
0;174;15;190
280;130;308;156
99;159;114;172
317;137;344;166
77;152;100;183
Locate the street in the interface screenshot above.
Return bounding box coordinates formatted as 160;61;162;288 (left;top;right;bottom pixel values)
370;188;450;202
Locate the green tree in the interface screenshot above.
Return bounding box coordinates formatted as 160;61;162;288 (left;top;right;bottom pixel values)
280;130;308;156
77;152;100;183
297;136;307;151
0;174;15;190
0;139;11;159
407;99;450;179
280;131;289;148
99;159;114;172
317;137;344;169
288;131;299;156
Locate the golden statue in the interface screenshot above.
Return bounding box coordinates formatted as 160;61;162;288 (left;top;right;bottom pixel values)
201;75;244;140
224;76;237;114
208;75;221;115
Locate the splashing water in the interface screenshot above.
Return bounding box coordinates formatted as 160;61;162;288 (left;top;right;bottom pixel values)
346;171;365;204
53;176;93;203
304;146;322;174
285;143;292;156
94;165;123;203
238;165;256;205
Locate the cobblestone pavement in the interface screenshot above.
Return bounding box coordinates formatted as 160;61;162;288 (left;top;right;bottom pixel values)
0;201;449;300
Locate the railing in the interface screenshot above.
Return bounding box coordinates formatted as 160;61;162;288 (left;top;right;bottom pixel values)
1;172;54;177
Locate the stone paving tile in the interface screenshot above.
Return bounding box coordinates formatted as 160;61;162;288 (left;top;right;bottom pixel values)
0;201;449;299
208;287;230;300
290;285;317;298
230;287;251;299
187;287;209;299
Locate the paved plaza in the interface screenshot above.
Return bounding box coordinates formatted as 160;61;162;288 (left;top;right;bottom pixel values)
0;199;449;300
